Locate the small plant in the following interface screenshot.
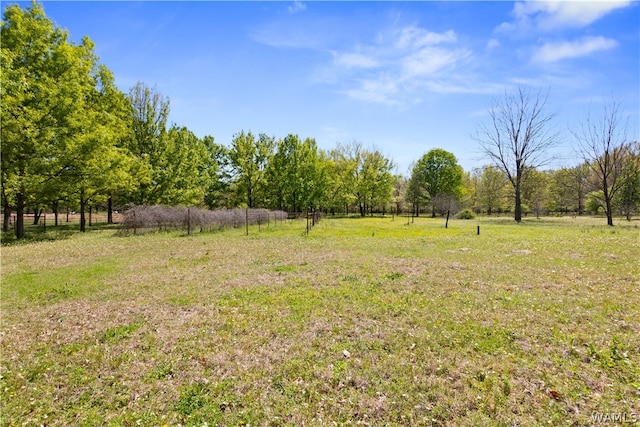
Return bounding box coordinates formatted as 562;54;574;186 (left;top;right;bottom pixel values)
175;382;209;417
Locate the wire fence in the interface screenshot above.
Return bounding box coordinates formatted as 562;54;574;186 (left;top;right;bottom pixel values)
120;206;288;235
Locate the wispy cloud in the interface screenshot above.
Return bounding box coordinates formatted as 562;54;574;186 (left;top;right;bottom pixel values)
497;0;635;33
327;25;476;105
395;27;457;49
532;36;618;63
288;0;306;15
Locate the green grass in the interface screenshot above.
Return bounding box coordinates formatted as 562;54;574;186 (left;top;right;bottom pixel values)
1;216;639;425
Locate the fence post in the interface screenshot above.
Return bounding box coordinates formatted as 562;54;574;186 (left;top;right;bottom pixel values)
245;208;249;236
43;213;46;233
187;207;191;235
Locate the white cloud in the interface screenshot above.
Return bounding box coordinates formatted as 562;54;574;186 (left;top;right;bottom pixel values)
395;27;457;49
498;0;634;33
532;36;618;63
255;20;483;106
328;25;476;105
288;0;306;14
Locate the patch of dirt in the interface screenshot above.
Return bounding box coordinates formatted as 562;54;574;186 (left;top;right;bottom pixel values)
445;248;472;254
513;249;534;255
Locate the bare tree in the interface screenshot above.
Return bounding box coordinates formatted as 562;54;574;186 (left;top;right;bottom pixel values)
473;87;559;222
574;102;634;226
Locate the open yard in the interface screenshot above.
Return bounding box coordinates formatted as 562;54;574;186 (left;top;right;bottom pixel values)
1;216;639;425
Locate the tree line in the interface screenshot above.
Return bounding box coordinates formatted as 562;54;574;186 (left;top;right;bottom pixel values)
2;4;639;240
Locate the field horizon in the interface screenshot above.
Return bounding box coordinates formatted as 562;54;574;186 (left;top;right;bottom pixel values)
1;216;639;425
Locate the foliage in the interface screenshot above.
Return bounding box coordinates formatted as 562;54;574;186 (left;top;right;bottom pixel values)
473;165;508;215
0;2;132;237
586;191;605;214
325;142;395;216
410;148;464;216
123;83;215;207
456;208;475;219
614;141;640;220
549;163;591;214
2;3;634;242
229;131;274;208
265;134;326;213
521;168;551;218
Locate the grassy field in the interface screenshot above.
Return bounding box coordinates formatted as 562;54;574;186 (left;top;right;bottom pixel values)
1;216;639;426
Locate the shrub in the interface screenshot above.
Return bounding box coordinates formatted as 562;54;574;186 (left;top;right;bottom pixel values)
456;208;475;219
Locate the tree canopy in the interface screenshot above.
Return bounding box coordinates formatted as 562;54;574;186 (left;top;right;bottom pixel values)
2;3;638;239
410;149;464;217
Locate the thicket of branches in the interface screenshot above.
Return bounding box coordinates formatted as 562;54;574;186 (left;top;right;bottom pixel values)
121;206;287;233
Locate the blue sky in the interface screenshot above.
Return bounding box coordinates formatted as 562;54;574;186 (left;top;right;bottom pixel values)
12;1;640;174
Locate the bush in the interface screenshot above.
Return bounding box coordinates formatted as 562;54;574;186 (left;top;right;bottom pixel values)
456;208;475;219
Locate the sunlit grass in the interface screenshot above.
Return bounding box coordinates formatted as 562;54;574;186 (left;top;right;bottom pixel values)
1;216;639;425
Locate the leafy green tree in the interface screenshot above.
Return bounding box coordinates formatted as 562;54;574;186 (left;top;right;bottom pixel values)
358;149;395;216
203;137;232;210
614;141;640;220
521;168;550;218
411;149;464;217
405;166;425;217
229;131;274;208
391;175;408;215
265;134;325;213
586;190;605;214
327;142;394;216
124;82;169;205
474;165;507;215
154;126;211;206
549;163;591;214
326;144;359;214
459;171;475;212
69;65;137;231
1;3;132;237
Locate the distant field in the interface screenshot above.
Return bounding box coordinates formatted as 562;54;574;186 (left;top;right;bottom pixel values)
1;216;639;425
